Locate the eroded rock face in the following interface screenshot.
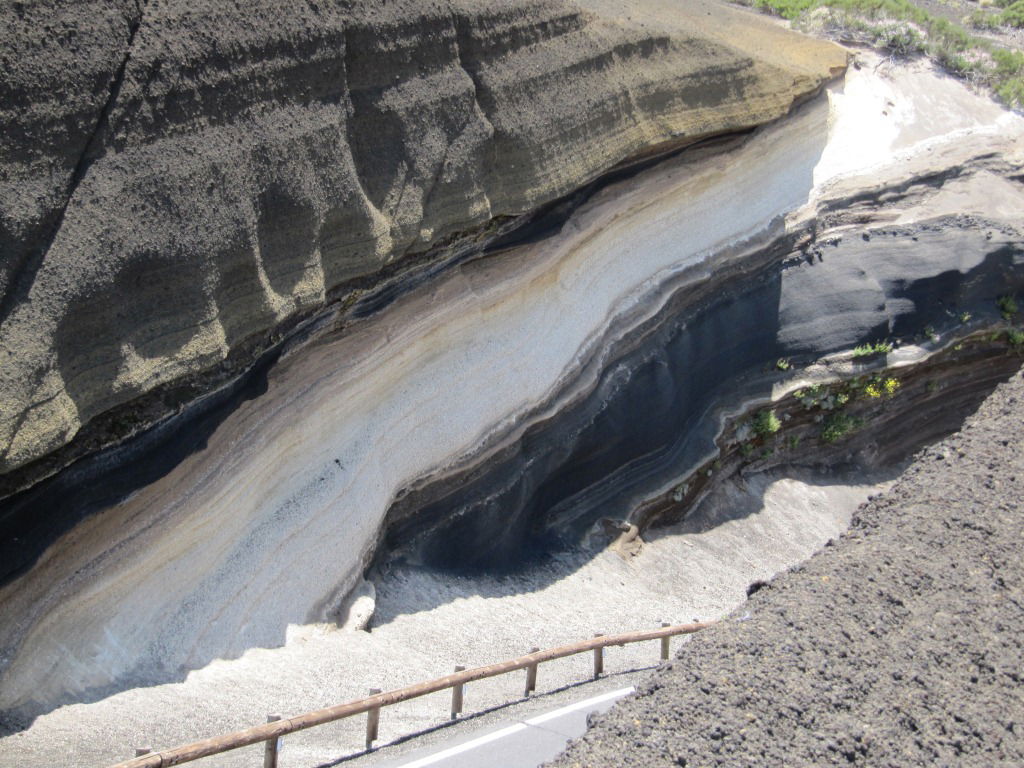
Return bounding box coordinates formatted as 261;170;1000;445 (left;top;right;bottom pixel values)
0;0;845;483
0;48;1020;728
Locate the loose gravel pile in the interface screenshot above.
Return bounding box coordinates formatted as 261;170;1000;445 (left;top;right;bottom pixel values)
551;367;1024;767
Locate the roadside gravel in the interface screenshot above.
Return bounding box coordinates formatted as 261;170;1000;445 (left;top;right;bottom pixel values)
550;366;1024;767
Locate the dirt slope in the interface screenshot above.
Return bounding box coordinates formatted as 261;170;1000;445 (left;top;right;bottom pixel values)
550;366;1024;767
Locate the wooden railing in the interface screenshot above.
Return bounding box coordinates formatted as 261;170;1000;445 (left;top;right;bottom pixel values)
109;621;712;768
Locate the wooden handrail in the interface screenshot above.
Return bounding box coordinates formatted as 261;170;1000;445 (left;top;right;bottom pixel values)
107;621;712;768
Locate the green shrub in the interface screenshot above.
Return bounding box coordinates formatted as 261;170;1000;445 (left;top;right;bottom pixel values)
852;341;893;358
752;0;818;20
996;77;1024;108
936;49;976;77
968;10;998;29
998;0;1024;27
752;409;783;437
998;295;1020;319
878;24;926;54
992;49;1024;106
822;412;862;443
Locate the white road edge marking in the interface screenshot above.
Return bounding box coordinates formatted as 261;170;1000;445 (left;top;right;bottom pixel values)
524;686;635;726
396;686;636;768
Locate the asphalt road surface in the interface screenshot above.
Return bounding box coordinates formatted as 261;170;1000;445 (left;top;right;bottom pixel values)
367;687;634;768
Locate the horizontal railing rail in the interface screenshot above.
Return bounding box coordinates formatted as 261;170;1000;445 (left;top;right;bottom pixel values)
109;620;712;768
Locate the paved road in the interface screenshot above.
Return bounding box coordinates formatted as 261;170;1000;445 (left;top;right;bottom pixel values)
368;687;634;768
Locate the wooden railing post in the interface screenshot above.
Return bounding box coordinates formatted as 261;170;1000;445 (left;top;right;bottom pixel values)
524;647;539;696
104;622;714;768
450;666;466;720
365;688;381;750
661;622;671;660
263;714;281;768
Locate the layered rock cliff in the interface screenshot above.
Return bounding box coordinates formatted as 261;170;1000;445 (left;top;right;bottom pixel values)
2;30;1023;736
5;3;1024;762
0;0;844;490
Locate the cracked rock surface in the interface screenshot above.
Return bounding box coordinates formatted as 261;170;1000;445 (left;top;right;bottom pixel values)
549;367;1024;767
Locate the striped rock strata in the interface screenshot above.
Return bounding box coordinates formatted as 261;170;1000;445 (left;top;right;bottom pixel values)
0;0;844;486
1;47;1022;728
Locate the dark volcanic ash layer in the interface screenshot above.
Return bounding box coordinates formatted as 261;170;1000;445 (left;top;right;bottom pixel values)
382;195;1024;572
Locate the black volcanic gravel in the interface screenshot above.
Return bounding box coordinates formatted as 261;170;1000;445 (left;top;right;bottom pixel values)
550;367;1024;767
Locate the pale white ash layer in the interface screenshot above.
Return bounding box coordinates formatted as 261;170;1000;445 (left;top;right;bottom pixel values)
1;471;887;768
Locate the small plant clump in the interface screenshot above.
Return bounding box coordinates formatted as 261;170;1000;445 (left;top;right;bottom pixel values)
776;357;791;371
672;483;689;503
992;49;1024;107
752;409;783;438
852;341;893;358
1008;328;1024;347
959;311;972;324
821;412;863;443
998;295;1019;320
971;0;1024;30
864;376;901;398
798;383;824;403
795;380;859;411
